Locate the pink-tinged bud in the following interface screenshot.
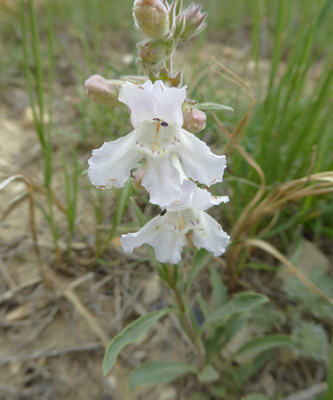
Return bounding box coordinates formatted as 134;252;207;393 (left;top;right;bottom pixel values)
132;167;146;190
179;4;207;40
133;0;170;39
182;103;206;133
84;75;123;108
137;40;168;64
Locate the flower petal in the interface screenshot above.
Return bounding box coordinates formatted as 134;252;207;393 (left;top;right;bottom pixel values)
142;155;182;206
119;81;157;129
192;212;230;256
167;179;229;211
88;131;141;189
151;80;187;127
188;185;229;210
176;129;226;186
121;216;185;264
119;80;186;128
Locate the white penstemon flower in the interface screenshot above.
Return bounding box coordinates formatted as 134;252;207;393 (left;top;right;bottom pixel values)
88;79;226;206
121;208;230;264
121;192;230;264
121;159;230;264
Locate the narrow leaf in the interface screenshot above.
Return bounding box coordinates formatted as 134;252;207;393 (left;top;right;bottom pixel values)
245;262;278;272
196;292;211;320
234;334;294;358
232;352;272;388
129;196;147;226
186;248;212;294
206;293;269;324
197;102;234;112
129;360;197;391
114;180;134;228
210;266;227;308
103;309;174;375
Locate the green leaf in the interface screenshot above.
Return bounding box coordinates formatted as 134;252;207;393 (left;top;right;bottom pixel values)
206;293;269;325
232;352;272;388
129;196;147;226
210;266;228;308
198;364;220;383
103;309;174;375
129;360;197;391
245;262;278;272
114;180;135;228
234;334;294;358
197;102;234;112
241;394;270;400
186;249;212;294
222;315;247;347
196;292;211;320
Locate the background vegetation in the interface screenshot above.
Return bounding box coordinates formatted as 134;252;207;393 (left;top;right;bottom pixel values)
0;0;332;399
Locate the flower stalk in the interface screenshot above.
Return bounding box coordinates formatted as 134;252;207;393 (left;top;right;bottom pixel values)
165;263;206;367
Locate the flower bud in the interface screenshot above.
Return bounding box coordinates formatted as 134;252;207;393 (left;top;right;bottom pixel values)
132;167;147;190
137;40;168;64
133;0;170;39
179;4;207;40
182;102;206;133
84;75;123;108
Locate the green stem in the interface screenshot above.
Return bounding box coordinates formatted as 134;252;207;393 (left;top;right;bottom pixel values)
165;49;175;75
166;264;205;368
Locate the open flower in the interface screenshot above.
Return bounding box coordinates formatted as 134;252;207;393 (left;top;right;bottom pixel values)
122;157;229;264
166;155;228;211
88;80;226;207
121;208;230;264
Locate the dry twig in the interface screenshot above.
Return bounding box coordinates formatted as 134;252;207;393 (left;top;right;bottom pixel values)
0;342;102;365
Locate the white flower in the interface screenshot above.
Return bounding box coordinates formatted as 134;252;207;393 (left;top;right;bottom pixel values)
166;155;229;211
121;208;230;264
88;79;226;207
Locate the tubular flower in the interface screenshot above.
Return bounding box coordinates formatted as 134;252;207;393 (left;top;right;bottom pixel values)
121;158;229;264
166;155;228;212
88;79;226;207
121;208;230;264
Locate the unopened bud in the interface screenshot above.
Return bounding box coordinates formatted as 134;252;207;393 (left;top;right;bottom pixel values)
132;167;146;190
179;4;207;40
182;103;206;133
137;40;168;64
133;0;170;39
84;75;123;108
